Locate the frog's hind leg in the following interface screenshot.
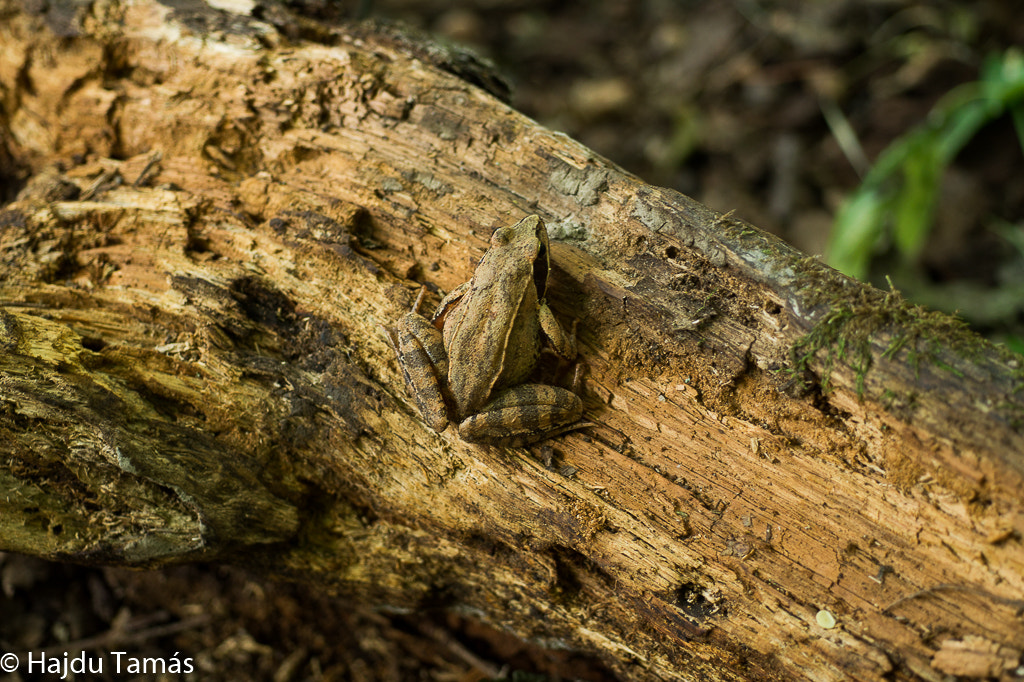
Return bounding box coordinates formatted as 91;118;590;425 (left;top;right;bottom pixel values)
392;313;451;433
458;384;585;446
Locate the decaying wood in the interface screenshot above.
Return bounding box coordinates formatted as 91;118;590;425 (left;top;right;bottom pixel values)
1;1;1023;680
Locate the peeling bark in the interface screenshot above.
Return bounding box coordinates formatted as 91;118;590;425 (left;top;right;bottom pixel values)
1;1;1023;680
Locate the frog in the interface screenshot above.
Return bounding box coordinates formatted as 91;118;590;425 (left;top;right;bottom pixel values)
390;214;584;446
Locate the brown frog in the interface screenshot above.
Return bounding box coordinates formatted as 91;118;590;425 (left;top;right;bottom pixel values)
391;215;583;445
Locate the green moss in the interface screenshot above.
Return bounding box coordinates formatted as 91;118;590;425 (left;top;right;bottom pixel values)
714;212;1024;421
788;266;980;397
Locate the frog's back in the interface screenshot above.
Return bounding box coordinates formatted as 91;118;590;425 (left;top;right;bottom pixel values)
445;258;541;418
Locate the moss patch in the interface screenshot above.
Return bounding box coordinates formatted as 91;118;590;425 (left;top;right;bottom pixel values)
788;266;981;397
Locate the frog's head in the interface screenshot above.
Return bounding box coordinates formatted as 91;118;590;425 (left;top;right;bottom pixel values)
488;214;550;294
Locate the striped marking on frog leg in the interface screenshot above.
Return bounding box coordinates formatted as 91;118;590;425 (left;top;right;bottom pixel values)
458;384;584;445
399;312;448;375
396;312;450;432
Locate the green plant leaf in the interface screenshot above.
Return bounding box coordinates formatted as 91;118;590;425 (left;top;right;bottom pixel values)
828;47;1024;279
893;135;940;256
827;188;888;279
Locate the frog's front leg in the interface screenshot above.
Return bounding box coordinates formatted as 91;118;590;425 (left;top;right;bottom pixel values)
431;280;472;326
394;310;451;433
458;384;583;446
538;302;577;359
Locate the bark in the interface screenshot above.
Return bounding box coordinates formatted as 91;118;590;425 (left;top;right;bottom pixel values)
1;1;1023;680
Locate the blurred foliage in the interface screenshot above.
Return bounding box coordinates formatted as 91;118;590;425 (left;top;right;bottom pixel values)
827;48;1024;280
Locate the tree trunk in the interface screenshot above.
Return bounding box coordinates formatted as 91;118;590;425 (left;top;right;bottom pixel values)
1;1;1022;680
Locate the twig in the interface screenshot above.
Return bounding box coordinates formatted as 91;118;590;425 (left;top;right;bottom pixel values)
415;620;503;679
30;614;211;657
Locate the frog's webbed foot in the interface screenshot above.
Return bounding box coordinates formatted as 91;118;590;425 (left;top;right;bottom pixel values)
458;384;584;446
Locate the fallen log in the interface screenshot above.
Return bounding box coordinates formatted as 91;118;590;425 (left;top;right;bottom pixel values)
1;1;1022;680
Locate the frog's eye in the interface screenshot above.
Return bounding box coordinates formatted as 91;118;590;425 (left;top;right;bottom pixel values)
491;227;513;245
